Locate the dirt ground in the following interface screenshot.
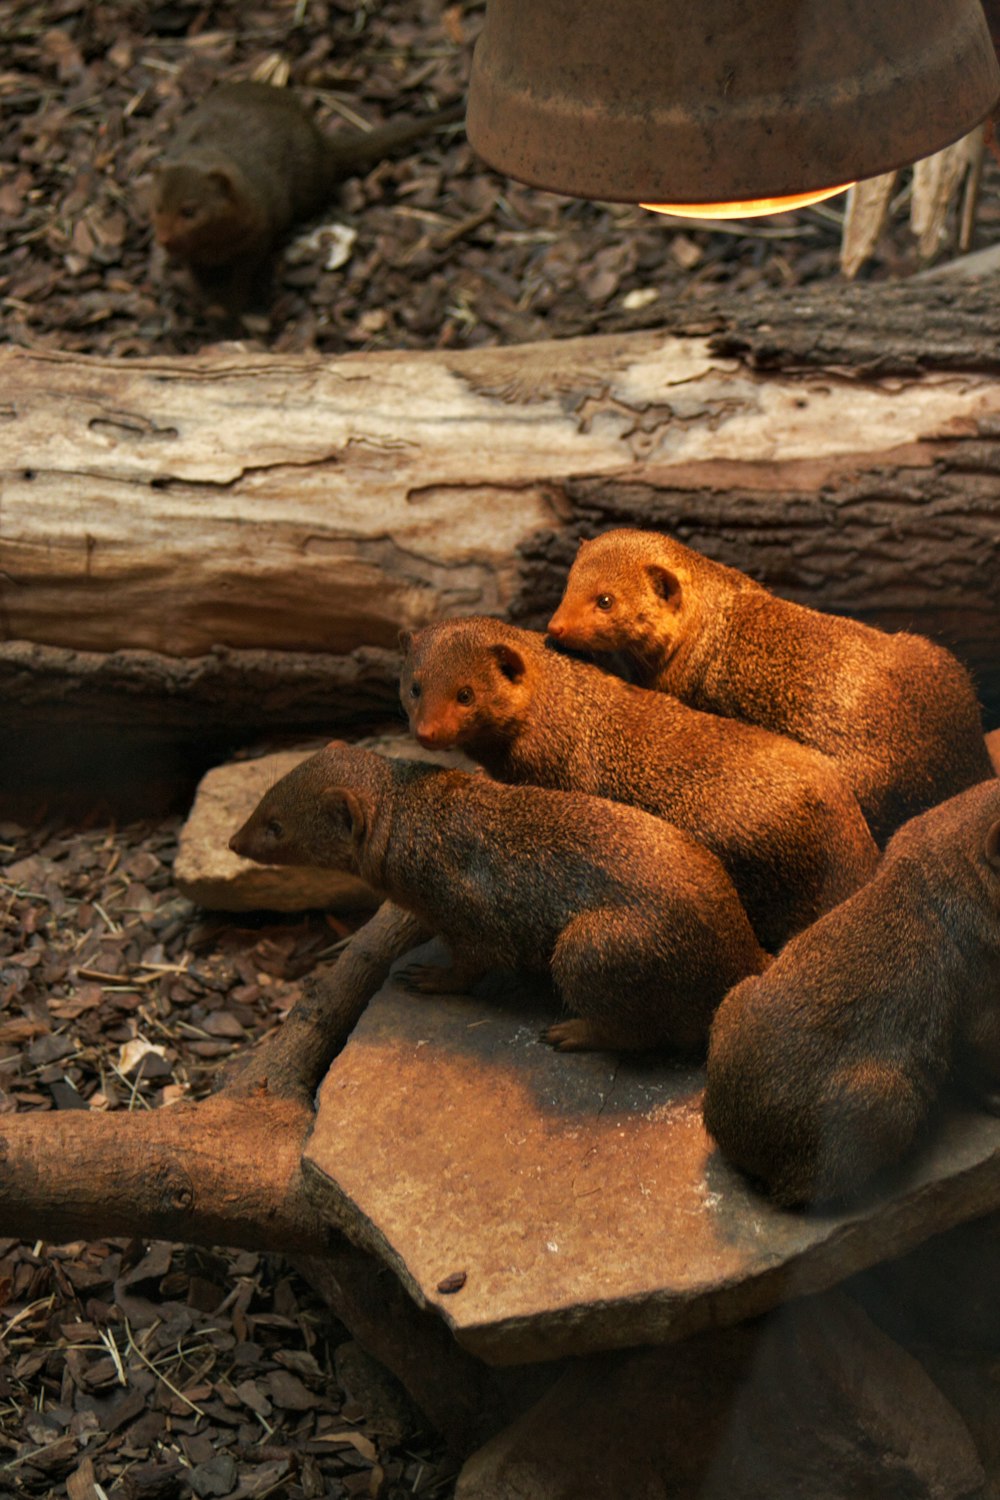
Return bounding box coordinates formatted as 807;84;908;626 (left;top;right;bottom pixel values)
6;0;997;364
3;2;999;1496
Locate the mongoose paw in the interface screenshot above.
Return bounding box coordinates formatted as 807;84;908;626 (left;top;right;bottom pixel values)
397;963;451;995
544;1019;602;1052
397;962;473;996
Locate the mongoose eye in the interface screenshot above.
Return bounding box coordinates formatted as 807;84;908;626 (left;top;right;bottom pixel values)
178;203;198;221
265;818;284;840
595;593;614;611
409;680;421;699
456;686;475;706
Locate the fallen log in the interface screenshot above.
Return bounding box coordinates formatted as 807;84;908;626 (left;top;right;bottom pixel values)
2;279;999;800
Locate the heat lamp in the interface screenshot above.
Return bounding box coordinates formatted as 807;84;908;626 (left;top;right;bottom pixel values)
466;0;1000;219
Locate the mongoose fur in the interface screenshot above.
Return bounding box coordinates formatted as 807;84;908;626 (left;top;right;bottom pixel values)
548;528;993;846
151;82;462;310
703;778;1000;1207
400;617;879;952
229;741;768;1054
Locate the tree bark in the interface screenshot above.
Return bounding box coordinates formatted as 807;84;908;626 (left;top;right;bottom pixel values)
3;279;999;780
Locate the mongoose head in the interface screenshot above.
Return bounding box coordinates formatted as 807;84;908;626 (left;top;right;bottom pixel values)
229;741;373;871
152;161;258;263
548;529;691;671
399;619;533;753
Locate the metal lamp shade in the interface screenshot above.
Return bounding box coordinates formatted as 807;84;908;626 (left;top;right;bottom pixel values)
466;0;1000;204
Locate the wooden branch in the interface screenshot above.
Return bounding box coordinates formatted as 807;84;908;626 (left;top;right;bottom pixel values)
228;901;426;1100
3;286;1000;648
681;278;1000;374
0;640;400;734
295;1246;543;1455
0;1092;327;1254
0;902;424;1254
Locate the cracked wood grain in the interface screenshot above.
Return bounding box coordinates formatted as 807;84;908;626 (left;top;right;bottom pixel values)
2;307;999;730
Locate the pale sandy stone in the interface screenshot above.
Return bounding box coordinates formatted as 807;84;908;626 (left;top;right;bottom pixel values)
174;734;469;912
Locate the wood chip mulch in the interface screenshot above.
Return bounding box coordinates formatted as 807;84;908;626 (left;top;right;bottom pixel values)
0;813;451;1498
5;0;962;365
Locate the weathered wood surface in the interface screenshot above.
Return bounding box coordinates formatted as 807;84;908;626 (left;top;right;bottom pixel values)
2;279;999;745
0;639;399;730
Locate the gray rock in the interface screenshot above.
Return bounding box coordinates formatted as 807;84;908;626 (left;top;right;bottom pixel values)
304;969;1000;1366
851;1212;1000;1353
456;1292;985;1500
174;734;469;912
174;749;372;912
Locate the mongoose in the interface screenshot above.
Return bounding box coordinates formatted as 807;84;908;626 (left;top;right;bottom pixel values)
400;617;879;952
548;528;993;846
229;740;768;1054
151;82;462;310
703;778;1000;1207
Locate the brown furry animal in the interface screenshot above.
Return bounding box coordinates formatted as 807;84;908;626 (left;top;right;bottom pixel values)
400;617;878;952
548;528;992;846
229;741;767;1054
703;778;1000;1207
151;82;461;311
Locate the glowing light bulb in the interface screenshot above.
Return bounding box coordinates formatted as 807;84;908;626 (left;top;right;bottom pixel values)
642;183;853;220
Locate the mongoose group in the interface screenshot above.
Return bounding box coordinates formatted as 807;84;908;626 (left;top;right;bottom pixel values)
233;525;998;1207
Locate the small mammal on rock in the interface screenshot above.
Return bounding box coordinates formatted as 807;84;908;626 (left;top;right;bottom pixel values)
151;82;462;311
548;528;993;846
400;617;878;952
703;778;1000;1207
229;740;768;1053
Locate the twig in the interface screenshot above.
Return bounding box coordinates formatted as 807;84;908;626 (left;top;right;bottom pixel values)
123;1318;207;1417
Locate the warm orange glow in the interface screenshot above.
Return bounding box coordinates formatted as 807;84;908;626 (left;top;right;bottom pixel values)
641;183;853;220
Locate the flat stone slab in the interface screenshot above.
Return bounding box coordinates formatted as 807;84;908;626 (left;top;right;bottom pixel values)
174;749;374;912
304;964;1000;1366
175;736;469;911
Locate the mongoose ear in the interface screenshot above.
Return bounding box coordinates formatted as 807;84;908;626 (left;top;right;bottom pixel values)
324;787;369;843
985;819;1000;870
492;643;526;683
647;564;682;604
208;167;238;199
